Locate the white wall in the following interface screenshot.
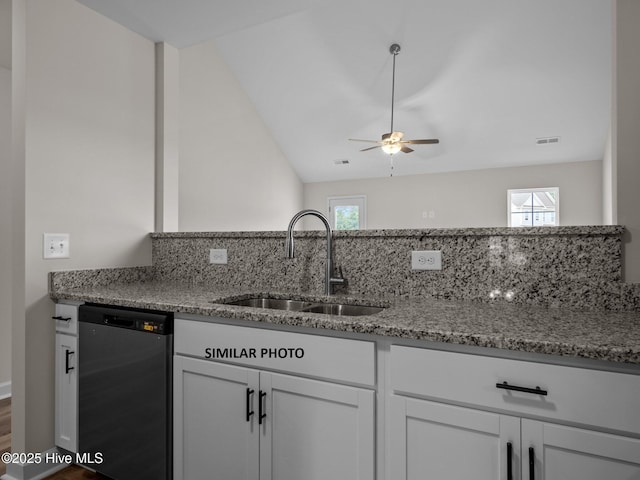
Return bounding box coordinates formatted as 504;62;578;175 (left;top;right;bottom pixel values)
178;39;303;231
155;42;180;232
0;66;11;392
304;160;603;229
603;126;615;225
0;0;10;69
616;0;640;282
14;0;156;453
10;0;26;451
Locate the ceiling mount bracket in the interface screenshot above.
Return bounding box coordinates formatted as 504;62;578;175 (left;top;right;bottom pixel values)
389;43;401;55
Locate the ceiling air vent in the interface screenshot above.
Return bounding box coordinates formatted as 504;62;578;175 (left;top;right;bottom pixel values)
536;136;560;145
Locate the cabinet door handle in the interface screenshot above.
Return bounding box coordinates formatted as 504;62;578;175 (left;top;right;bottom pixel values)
259;390;267;425
52;316;71;322
246;388;255;422
496;381;547;396
507;442;513;480
529;447;535;480
65;349;75;374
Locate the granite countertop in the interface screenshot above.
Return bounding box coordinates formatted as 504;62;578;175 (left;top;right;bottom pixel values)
49;278;640;365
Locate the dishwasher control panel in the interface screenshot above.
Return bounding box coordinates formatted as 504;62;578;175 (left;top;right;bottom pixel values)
80;304;173;335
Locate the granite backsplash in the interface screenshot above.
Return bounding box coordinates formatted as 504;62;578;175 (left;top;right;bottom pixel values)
147;226;640;311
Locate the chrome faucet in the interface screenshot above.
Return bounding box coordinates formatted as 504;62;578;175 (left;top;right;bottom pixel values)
285;209;345;295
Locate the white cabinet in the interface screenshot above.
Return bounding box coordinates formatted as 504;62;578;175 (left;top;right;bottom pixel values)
389;395;640;480
261;371;374;480
390;396;520;480
389;345;640;480
173;319;375;480
522;420;640;480
54;303;79;452
390;346;640;434
174;357;258;480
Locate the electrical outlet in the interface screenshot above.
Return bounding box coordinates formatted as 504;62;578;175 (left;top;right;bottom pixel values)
43;233;70;259
209;248;228;265
411;250;442;270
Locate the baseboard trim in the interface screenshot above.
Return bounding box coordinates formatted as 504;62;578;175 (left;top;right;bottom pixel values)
0;381;10;400
1;447;69;480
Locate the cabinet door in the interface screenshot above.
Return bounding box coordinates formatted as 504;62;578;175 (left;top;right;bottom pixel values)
390;395;521;480
174;356;260;480
55;333;78;452
259;372;375;480
522;419;640;480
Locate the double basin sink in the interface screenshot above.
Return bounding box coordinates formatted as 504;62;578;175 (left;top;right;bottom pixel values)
223;296;384;317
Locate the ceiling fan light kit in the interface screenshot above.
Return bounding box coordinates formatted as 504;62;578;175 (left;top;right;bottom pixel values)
349;43;440;164
381;143;402;155
381;132;403;154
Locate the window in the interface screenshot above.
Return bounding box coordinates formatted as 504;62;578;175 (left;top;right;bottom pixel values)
508;188;559;227
327;196;366;230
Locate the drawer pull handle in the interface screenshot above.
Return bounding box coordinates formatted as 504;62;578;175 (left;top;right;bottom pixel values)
496;381;547;396
65;349;74;374
246;388;254;422
259;390;267;425
507;442;513;480
529;447;535;480
52;316;72;322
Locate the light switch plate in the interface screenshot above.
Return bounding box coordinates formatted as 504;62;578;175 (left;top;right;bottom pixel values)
209;248;228;264
44;233;70;259
411;250;442;270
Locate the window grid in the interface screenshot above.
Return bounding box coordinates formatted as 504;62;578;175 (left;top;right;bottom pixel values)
508;188;559;227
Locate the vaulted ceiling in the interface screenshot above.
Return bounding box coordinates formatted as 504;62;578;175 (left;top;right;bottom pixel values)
76;0;613;182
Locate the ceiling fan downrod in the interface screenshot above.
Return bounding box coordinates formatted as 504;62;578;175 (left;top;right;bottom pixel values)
389;43;400;135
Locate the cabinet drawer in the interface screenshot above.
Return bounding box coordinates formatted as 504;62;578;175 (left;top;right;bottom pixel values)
175;318;376;386
54;303;79;335
390;346;640;435
55;333;78;452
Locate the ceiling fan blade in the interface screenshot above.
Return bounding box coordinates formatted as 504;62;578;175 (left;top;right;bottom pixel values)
405;139;440;145
360;145;382;152
349;138;382;144
400;145;414;153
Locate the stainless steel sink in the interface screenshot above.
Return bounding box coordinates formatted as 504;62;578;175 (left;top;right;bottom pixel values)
222;297;384;316
227;297;313;311
302;303;384;316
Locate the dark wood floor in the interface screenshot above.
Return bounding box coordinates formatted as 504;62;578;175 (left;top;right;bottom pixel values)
0;397;10;478
42;464;111;480
0;398;109;479
1;397;11;478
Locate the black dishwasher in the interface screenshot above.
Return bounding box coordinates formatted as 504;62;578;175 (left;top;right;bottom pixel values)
78;304;173;480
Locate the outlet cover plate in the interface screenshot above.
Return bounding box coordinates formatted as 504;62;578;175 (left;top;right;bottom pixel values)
411;250;442;270
43;233;70;259
209;248;228;265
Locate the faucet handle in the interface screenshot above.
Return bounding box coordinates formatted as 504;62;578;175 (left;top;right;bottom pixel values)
330;266;347;287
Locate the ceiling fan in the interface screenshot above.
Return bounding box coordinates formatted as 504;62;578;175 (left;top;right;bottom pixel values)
350;44;439;155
